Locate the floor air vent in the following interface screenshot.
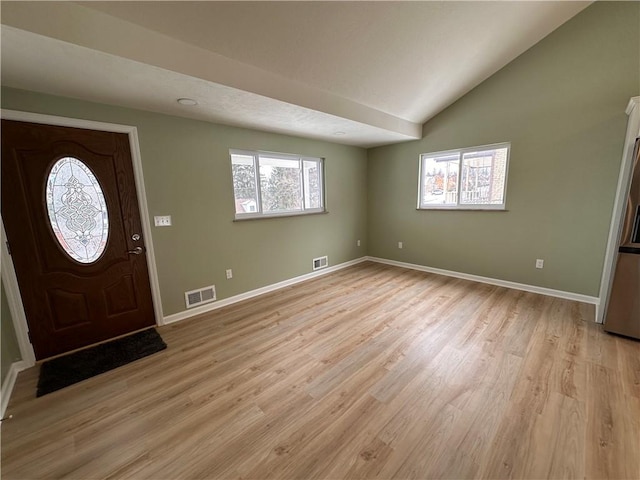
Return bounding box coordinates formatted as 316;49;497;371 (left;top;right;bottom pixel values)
185;285;216;309
313;256;329;271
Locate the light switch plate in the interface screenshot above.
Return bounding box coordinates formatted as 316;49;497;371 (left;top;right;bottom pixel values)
154;215;172;227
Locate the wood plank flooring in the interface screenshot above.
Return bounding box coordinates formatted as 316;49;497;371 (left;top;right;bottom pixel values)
2;262;639;479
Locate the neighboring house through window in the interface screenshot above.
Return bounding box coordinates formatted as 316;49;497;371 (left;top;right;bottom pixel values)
418;143;510;210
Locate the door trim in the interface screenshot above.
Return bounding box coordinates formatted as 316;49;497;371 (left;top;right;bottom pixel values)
598;96;640;323
1;109;164;367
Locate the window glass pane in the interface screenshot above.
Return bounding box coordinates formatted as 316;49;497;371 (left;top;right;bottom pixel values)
231;154;258;214
46;156;109;263
259;156;302;213
230;150;323;218
418;143;509;210
460;147;508;205
421;153;459;206
303;160;322;209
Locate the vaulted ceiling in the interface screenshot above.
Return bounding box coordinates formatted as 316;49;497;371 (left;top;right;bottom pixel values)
1;1;591;147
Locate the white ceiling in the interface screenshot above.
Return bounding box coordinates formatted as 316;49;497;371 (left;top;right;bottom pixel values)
1;1;591;148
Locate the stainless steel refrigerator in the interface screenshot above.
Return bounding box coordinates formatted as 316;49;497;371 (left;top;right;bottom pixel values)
604;138;640;339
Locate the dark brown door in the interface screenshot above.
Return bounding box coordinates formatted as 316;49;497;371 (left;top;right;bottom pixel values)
2;120;155;360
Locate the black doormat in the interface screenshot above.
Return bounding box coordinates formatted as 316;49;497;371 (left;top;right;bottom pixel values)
37;328;167;397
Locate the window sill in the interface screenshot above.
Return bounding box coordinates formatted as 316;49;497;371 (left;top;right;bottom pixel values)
416;208;508;212
233;210;328;222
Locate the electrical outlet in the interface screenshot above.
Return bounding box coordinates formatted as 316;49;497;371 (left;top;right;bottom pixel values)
535;259;544;269
398;241;403;249
357;239;361;247
154;215;172;227
226;269;233;279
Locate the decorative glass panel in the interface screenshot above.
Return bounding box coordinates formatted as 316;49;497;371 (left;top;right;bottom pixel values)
46;157;109;263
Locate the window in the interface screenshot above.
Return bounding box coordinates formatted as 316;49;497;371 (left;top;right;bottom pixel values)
230;150;324;219
418;143;509;210
46;156;109;263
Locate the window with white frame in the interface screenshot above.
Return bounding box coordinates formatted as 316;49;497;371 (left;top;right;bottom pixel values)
230;150;324;219
418;143;510;210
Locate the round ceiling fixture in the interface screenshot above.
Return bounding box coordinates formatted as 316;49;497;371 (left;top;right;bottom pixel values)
333;131;346;136
177;98;198;106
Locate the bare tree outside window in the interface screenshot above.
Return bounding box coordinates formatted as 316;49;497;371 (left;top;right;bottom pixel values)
231;151;324;218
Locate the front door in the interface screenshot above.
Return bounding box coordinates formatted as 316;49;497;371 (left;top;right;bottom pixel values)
2;120;156;360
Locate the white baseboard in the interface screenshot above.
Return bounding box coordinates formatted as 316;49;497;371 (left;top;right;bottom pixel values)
163;257;368;325
1;360;28;418
367;256;600;319
162;255;600;326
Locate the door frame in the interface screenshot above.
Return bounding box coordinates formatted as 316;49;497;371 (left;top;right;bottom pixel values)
598;97;640;323
1;109;164;367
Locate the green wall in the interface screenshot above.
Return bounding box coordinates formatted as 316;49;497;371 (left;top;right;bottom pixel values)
1;281;21;384
1;89;368;316
367;1;639;296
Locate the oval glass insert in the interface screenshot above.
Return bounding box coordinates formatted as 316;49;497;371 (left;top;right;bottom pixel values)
45;157;109;264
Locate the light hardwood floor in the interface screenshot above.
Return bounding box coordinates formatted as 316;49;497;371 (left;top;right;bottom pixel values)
2;262;639;479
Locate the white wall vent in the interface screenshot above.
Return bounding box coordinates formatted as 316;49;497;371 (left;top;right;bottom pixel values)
313;256;329;271
185;285;216;309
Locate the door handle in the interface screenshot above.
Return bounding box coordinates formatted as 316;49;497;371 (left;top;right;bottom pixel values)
127;246;144;255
